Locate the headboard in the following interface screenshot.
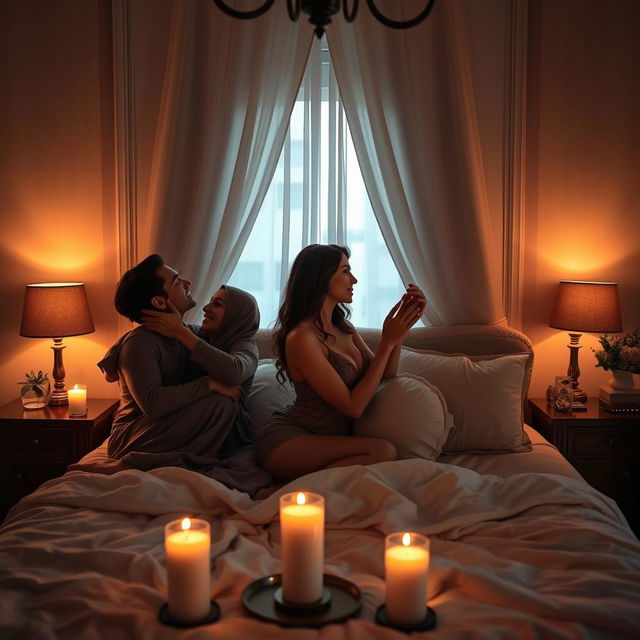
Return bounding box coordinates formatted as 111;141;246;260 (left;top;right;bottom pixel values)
255;324;533;360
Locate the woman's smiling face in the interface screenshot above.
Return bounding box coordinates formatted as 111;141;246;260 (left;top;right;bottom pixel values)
202;287;226;333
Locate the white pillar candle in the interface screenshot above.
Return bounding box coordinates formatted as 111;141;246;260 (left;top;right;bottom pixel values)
164;517;211;623
68;384;87;416
280;491;324;604
385;532;430;625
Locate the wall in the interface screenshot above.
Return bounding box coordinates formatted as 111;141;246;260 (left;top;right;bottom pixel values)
523;0;640;398
0;0;120;405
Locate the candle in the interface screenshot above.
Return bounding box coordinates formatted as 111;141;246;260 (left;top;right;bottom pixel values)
164;517;211;623
385;532;430;625
280;491;324;604
68;384;87;416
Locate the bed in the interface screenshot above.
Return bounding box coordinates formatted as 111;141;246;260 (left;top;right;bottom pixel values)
0;325;638;639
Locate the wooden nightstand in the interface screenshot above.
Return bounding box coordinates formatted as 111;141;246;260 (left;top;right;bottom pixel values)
0;397;118;520
528;397;640;534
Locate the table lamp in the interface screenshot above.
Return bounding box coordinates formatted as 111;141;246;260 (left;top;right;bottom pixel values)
20;283;95;406
549;281;622;403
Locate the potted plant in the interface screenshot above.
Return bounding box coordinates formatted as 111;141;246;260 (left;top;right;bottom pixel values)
18;370;51;409
592;329;640;390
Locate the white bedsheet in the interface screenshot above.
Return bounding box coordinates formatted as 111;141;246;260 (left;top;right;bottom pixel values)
1;433;639;640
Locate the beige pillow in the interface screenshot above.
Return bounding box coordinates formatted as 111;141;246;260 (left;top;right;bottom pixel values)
399;348;532;453
353;374;454;460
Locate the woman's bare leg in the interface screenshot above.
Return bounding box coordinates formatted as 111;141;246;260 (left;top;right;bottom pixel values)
262;435;396;481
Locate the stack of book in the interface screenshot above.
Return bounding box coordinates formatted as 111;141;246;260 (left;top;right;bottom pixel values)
599;385;640;413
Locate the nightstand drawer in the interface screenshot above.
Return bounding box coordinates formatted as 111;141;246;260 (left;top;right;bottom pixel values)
572;459;639;502
0;460;69;494
567;427;640;458
0;428;77;459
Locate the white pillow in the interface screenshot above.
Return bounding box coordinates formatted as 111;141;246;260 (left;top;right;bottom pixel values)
353;374;454;460
247;360;295;442
398;349;532;453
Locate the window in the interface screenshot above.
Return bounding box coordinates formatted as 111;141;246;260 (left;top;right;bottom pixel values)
228;38;403;328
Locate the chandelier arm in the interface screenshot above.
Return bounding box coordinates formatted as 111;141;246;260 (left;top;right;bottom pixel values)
211;0;276;20
365;0;437;29
342;0;359;22
287;0;301;20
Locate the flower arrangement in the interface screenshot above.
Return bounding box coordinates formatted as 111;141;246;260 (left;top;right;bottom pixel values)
592;329;640;374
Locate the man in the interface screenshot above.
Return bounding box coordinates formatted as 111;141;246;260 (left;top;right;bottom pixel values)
98;254;271;495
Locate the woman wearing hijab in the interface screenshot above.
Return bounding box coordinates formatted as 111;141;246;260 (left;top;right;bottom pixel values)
104;283;272;494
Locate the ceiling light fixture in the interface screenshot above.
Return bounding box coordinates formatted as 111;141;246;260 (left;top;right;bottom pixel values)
211;0;437;39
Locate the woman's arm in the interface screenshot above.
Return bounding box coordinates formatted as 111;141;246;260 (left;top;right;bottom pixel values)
288;297;421;419
350;284;426;379
140;301;258;385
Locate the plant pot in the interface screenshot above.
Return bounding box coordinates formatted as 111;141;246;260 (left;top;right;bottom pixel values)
21;381;51;410
607;369;635;391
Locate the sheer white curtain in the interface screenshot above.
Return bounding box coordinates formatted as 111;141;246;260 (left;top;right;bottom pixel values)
228;37;404;328
328;0;505;326
138;1;312;318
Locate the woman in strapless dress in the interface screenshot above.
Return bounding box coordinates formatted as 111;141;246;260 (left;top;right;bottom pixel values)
257;244;425;481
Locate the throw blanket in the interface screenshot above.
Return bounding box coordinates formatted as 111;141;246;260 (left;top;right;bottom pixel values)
0;459;639;639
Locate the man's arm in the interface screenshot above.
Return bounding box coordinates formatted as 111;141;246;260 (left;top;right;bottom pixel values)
119;333;211;419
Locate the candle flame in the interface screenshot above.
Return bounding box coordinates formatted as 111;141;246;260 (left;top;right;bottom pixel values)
295;492;306;505
74;384;80;390
181;517;191;531
402;533;411;546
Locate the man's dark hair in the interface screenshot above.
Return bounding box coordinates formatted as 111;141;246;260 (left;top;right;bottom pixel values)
114;254;166;323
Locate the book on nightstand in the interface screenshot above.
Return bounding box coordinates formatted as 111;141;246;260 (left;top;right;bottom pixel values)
599;385;640;413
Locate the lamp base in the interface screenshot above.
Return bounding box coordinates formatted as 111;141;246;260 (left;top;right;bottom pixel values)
572;386;587;403
48;390;68;406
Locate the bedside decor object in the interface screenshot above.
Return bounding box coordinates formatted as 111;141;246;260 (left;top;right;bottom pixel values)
549;281;623;403
18;370;51;410
67;384;87;417
19;283;95;406
160;517;219;627
376;532;436;632
592;329;639;390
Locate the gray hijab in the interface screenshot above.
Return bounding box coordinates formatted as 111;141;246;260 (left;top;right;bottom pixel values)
200;285;260;352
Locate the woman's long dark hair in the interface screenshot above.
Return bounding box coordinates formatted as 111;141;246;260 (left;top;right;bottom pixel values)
273;244;353;383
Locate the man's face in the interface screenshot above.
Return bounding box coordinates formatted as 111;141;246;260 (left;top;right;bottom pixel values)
156;264;196;315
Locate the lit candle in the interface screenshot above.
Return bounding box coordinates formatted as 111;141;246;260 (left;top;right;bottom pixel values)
68;384;87;416
385;532;430;625
164;517;211;623
280;491;324;604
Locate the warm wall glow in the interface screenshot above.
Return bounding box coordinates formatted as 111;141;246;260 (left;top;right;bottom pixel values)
4;234;100;272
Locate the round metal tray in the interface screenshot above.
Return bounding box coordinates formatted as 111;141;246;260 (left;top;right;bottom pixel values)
242;574;362;627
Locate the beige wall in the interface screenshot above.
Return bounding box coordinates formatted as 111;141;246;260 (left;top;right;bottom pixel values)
522;0;640;399
1;0;638;407
0;1;120;405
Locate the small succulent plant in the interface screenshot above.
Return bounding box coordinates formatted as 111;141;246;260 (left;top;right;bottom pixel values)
17;370;50;397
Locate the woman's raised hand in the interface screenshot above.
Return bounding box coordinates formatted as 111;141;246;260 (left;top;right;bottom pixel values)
141;299;183;338
381;294;422;347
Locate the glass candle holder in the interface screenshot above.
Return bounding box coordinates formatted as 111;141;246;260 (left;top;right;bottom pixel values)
164;517;211;624
279;491;325;604
67;384;87;416
384;532;430;625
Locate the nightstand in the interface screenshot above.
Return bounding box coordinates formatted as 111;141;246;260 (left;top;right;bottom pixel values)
528;397;640;534
0;397;119;520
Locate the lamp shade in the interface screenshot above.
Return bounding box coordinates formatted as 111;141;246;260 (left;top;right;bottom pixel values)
20;282;95;338
549;281;622;333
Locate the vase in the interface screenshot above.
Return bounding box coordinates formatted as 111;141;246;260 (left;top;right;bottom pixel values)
608;369;635;391
20;381;51;410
